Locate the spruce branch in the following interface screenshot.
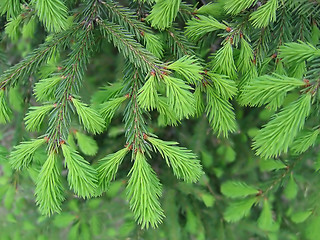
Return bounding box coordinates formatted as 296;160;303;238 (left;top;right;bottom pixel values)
250;0;279;28
24;104;55;132
97;147;129;192
147;136;203;183
126;151;164;229
253;93;312;158
61;144;98;198
146;0;181;30
31;0;69;32
10;138;47;170
0;89;12;124
98;20;162;74
35;153;65;216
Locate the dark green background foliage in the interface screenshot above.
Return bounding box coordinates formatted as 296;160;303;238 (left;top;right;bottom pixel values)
1;0;320;239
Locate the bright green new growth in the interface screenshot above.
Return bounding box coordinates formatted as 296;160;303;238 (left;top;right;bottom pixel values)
0;0;21;19
126;151;164;229
224;0;256;15
224;197;257;222
185;15;227;41
279;41;320;64
146;0;181;30
31;0;68;32
9;138;46;170
237;37;254;74
99;96;128;125
258;199;278;231
212;42;237;79
61;144;98;198
24;104;55;131
156;97;180;126
34;76;62;102
144;33;164;59
240;74;305;110
137;75;159;111
207;72;237;99
250;0;279;28
163;75;195;119
147;136;203;183
291;129;320;154
97;147;129;192
71;98;105;134
167;55;203;84
253;93;312;158
35;153;65;216
206;86;236;137
74;132;98;156
221;181;259;198
0;89;11;123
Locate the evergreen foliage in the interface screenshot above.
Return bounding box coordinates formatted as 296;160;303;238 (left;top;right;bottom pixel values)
1;0;320;238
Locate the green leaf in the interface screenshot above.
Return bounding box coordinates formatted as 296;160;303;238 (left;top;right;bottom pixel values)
185;15;227;42
61;144;98;198
163;75;195;119
253;94;312;158
0;89;12;124
284;174;298;200
259;159;287;172
10;138;46;170
147;136;203;183
201;193;215;207
31;0;69;32
35;153;65;216
167;55;203;84
24;104;55;132
71;98;105;134
126;151;164;229
305;215;320;240
74;132;98;156
291;210;312;223
53;213;76;228
97;147;129;192
224;197;257;222
146;0;181;30
250;0;279;28
221;181;259;199
206;86;237;137
258;199;276;231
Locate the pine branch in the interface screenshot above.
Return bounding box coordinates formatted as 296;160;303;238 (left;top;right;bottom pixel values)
0;0;21;19
224;0;256;15
74;131;98;156
250;0;279;28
